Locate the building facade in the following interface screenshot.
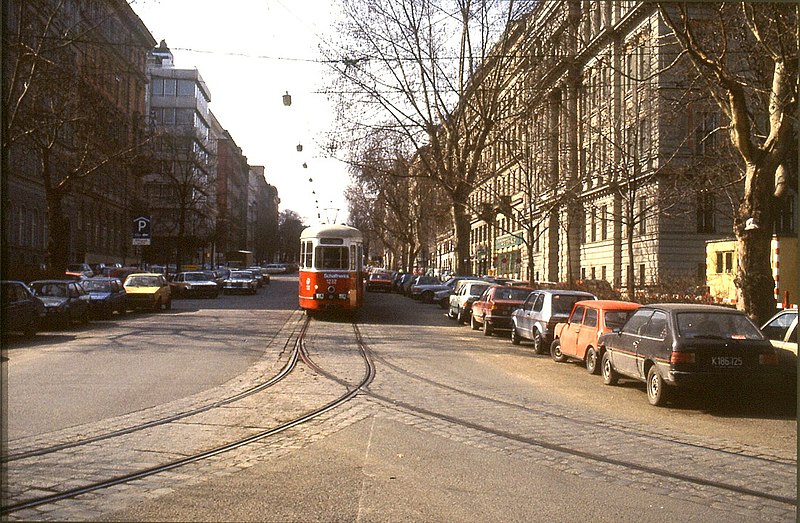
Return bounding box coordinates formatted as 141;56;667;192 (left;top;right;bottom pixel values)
142;41;216;268
444;1;796;294
3;0;156;278
247;166;280;264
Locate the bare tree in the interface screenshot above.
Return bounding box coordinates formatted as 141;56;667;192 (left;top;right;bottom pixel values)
278;210;305;263
142;129;216;272
3;0;153;274
329;0;534;275
658;3;798;322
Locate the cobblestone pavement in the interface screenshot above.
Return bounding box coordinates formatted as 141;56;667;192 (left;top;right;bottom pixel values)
2;291;796;522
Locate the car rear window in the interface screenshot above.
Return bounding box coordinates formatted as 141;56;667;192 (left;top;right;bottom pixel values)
677;312;764;340
126;276;161;287
552;295;587;315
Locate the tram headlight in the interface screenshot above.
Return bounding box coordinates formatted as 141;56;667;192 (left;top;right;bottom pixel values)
315;293;324;299
338;293;348;300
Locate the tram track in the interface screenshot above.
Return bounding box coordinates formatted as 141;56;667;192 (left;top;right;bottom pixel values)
1;313;376;517
329;323;797;509
3;314;309;464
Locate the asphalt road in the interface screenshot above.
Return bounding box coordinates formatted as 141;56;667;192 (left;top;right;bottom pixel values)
2;277;796;521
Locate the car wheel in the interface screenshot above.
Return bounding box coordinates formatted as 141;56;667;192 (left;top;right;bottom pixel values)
457;309;467;324
601;351;618;385
439;298;448;310
532;330;545;354
81;309;90;324
483;320;493;336
550;339;566;362
165;298;172;310
103;307;113;320
585;347;600;375
421;291;434;304
646;365;669;407
470;314;480;330
510;325;521;345
212;291;219;299
153;299;161;311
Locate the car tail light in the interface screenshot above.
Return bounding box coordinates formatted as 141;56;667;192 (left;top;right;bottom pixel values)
759;352;779;366
489;302;496;310
670;351;696;364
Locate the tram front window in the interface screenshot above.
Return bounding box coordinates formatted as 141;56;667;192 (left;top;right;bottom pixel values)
315;246;349;269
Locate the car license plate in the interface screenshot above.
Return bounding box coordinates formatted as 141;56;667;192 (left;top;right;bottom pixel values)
711;356;743;367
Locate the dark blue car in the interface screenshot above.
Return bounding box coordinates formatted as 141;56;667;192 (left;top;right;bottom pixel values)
82;277;128;319
1;280;46;337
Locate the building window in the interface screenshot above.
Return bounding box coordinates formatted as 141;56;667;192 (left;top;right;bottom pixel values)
638;197;647;235
716;251;734;274
696;193;715;233
601;265;607;281
601;206;608;240
639;264;646;286
590;208;596;242
775;194;796;234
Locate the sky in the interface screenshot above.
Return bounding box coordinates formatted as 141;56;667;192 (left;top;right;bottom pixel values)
129;0;351;226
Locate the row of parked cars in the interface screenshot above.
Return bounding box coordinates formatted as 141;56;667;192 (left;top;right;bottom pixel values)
385;271;797;407
1;266;274;338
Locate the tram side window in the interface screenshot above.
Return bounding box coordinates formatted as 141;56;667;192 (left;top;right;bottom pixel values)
315;246;349;269
301;241;313;268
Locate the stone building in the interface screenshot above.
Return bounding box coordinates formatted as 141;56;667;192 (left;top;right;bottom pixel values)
247;166;280;264
3;0;156;277
444;1;796;293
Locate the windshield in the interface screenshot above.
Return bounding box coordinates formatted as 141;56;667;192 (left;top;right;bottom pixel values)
82;280;113;292
31;282;68;297
676;312;764;340
125;276;161;287
315;246;349;270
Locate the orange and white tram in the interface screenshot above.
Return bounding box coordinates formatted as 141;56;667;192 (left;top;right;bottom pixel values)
298;224;364;311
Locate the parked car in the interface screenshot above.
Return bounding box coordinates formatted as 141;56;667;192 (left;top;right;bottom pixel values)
224;270;258;295
263;263;286;274
66;263;93;278
599;304;780;406
393;273;414;293
412;276;464;304
366;272;394;293
408;276;442;300
29;280;90;327
1;280;46;337
448;279;492;324
470;285;536;336
549;300;641;373
82;277;128;319
761;308;797;382
435;287;453;309
248;266;271;285
243;267;265;287
511;290;597;353
123;273;172;311
171;271;220;299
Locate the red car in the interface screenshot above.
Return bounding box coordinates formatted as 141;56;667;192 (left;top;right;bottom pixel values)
551;300;641;374
366;272;394;293
470;285;535;336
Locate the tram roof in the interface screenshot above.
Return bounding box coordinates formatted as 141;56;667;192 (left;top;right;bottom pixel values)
300;223;363;241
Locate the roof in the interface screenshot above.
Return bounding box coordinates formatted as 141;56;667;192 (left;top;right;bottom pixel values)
577;299;641;310
300;224;363;241
643;303;744;313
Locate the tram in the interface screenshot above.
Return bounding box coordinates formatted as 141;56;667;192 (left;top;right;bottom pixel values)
298;224;364;312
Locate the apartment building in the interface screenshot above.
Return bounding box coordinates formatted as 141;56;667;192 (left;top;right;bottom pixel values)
451;1;796;293
142;41;216;267
3;0;156;277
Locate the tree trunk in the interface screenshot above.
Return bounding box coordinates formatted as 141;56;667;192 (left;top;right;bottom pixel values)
45;191;70;274
734;163;778;324
453;199;472;275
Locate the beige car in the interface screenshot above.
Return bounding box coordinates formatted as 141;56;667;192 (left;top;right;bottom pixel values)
761;308;797;382
123;273;172;311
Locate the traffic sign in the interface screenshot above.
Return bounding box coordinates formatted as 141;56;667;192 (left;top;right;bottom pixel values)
133;215;151;246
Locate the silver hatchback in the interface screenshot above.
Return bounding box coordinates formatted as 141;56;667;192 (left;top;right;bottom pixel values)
511;289;596;353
